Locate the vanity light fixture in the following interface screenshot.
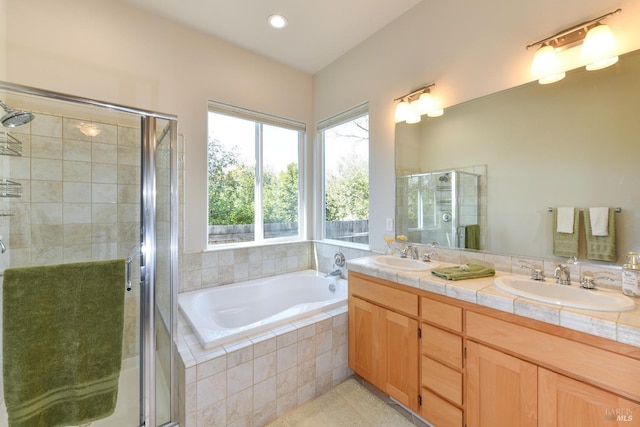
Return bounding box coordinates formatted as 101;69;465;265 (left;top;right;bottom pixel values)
394;84;443;124
268;14;288;29
526;8;621;84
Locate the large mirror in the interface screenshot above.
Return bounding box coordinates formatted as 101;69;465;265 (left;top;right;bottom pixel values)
395;49;640;264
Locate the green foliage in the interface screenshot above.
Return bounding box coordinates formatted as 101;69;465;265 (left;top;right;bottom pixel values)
208;139;255;225
208;139;299;226
264;163;299;223
325;157;369;221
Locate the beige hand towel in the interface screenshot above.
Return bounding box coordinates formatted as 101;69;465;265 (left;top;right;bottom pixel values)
584;208;616;262
589;207;609;236
556;207;575;233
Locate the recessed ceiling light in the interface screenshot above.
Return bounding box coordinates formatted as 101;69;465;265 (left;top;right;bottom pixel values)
268;14;288;29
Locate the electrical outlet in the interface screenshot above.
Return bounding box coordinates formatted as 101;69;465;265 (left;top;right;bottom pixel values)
385;218;394;232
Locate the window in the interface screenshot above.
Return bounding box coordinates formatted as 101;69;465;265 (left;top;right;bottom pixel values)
207;101;305;246
319;104;369;245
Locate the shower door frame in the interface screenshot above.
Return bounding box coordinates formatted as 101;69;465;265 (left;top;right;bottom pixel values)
0;81;180;427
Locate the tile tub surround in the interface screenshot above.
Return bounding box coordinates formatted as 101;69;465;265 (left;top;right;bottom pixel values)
348;255;640;348
176;306;351;427
179;241;374;295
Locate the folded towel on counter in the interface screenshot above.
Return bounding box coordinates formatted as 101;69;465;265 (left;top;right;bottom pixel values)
589;207;609;236
553;208;579;258
431;263;495;281
584;208;617;261
2;259;126;427
556;207;575;233
464;224;480;250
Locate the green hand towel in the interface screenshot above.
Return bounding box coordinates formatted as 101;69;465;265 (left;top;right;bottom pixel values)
465;224;480;250
3;259;126;427
553;209;579;258
431;263;495;281
584;208;617;262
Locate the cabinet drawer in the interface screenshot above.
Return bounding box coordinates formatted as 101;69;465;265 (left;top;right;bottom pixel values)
422;324;463;369
422;355;462;405
350;275;418;316
420;388;463;427
421;297;462;332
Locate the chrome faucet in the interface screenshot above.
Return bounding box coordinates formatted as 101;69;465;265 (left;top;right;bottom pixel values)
520;262;545;281
554;264;571;285
325;269;342;278
580;271;614;290
401;245;418;259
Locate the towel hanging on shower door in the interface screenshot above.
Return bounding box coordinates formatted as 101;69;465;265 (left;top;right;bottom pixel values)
2;259;126;427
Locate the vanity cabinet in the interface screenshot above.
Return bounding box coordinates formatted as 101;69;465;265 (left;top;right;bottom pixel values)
348;271;640;427
466;311;640;427
348;273;419;411
420;297;464;427
466;341;537;427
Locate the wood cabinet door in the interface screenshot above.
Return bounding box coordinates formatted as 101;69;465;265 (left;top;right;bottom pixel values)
466;341;537;427
539;368;640;427
348;296;379;386
380;308;419;411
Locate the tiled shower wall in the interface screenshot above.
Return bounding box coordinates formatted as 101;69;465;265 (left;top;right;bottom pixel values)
3;114;141;359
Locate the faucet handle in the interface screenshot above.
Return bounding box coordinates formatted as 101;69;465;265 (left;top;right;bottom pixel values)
581;271;614;290
580;273;596;289
520;263;545;280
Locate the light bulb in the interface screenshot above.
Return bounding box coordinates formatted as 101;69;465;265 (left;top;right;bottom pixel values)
395;100;412;123
268;15;288;29
404;104;421;124
582;24;618;71
531;44;566;84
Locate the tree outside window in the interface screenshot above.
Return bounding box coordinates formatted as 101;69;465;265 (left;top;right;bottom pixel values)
322;112;369;245
207;108;303;245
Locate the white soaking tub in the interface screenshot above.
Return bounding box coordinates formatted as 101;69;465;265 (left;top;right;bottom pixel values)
178;269;347;349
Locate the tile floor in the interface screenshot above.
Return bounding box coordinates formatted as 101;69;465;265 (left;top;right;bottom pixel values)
267;376;430;427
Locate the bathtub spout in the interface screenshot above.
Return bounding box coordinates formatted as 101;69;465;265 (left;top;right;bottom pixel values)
325;269;342;278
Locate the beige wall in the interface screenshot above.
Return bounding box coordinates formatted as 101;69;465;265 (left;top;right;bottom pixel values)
313;0;640;252
6;0;640;256
0;0;5;80
4;0;313;253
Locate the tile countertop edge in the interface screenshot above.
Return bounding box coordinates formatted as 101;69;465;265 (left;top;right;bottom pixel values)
346;257;640;348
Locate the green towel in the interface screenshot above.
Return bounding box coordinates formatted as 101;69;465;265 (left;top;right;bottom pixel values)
584;208;617;262
3;260;126;427
431;263;495;281
465;224;480;250
553;209;579;258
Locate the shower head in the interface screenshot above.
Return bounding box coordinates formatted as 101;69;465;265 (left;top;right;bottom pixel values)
438;173;450;182
0;100;34;128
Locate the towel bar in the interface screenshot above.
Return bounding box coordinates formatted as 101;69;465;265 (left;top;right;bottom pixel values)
547;207;621;213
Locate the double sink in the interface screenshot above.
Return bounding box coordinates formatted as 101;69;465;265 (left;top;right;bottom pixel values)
372;255;635;312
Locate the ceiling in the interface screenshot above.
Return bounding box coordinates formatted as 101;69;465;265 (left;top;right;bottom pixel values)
121;0;423;74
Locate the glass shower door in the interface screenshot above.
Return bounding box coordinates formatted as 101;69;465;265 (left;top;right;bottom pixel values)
140;116;178;427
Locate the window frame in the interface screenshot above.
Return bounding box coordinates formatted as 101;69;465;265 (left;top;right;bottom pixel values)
317;102;370;248
207;100;306;248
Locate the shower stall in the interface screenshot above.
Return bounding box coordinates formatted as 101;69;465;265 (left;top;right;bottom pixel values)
0;82;179;427
396;170;480;249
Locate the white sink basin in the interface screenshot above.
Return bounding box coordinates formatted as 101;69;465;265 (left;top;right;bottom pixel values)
494;276;636;312
372;255;440;272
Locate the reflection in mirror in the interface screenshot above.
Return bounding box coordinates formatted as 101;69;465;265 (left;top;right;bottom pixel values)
395;49;640;263
396;166;487;249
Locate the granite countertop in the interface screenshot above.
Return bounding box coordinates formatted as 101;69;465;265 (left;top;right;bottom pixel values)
347;256;640;349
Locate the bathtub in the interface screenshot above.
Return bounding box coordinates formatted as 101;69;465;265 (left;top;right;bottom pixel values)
179;269;348;349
